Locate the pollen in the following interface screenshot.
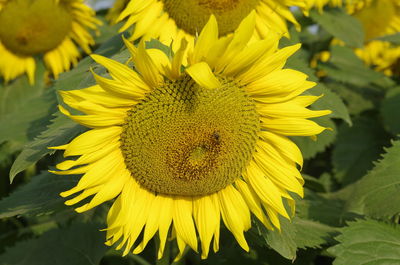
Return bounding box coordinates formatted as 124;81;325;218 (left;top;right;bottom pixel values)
120;74;260;196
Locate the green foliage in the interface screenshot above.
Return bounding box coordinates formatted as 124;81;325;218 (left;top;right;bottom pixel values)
377;33;400;44
0;223;108;265
319;46;387;87
381;87;400;135
293;218;337;249
328;219;400;265
297;189;360;227
309;84;351;125
9;112;83;183
260;217;298;260
348;139;400;218
332;117;390;185
325;82;374;115
309;9;364;48
0;63;55;147
0;171;78;218
254;216;337;260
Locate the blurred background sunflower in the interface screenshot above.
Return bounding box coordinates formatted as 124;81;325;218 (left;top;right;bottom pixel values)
348;0;400;76
0;0;101;84
309;0;400;76
107;0;311;50
51;13;330;259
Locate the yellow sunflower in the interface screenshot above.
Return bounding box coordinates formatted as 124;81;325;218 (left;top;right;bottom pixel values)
0;0;101;84
348;0;400;76
115;0;310;50
310;0;400;76
51;13;330;259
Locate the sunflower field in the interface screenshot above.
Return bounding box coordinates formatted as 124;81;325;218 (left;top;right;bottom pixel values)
0;0;400;265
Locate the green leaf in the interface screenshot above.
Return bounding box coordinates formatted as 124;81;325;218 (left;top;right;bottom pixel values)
381;87;400;135
293;218;337;249
9;112;84;183
332;116;390;185
348;139;400;218
309;84;351;125
0;62;46;117
296;189;360;227
0;63;55;146
309;9;364;48
292;116;337;159
257;217;297;260
0;89;56;145
0;171;78;218
325;82;374;115
328;219;400;265
319;46;387;87
0;223;108;265
376;32;400;44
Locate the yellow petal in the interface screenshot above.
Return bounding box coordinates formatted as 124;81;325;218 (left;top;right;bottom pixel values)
190;15;218;64
260;117;328;136
245;160;290;218
91;69;147;99
185;62;221;89
239;44;301;84
256;100;331;119
216;11;256;72
218;185;250;251
259;131;303;168
169;39;188;79
122;35;137;59
91;54;149;91
235;179;273;230
59;105;125;128
173;197;198;252
193;194;220;259
135;41;163;87
157;195;174;259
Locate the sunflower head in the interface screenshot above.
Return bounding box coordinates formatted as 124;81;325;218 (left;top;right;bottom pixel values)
51;13;331;260
115;0;309;51
348;0;400;40
0;0;101;84
347;0;400;76
0;0;72;55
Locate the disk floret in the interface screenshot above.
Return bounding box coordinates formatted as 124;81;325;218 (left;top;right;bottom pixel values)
120;74;260;196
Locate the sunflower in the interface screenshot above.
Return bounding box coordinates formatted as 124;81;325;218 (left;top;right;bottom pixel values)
310;0;400;76
51;13;330;259
0;0;101;84
115;0;310;50
348;0;400;76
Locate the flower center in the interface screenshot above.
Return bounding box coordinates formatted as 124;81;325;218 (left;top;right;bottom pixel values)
162;0;260;36
0;0;72;56
120;75;260;196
